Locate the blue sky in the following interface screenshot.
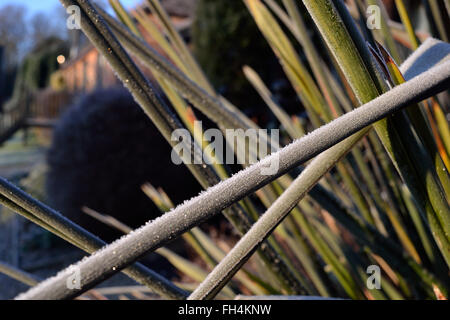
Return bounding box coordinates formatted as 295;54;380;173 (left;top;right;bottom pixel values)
0;0;139;16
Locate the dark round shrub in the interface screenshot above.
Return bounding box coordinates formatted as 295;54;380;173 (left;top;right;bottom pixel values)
46;87;203;242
